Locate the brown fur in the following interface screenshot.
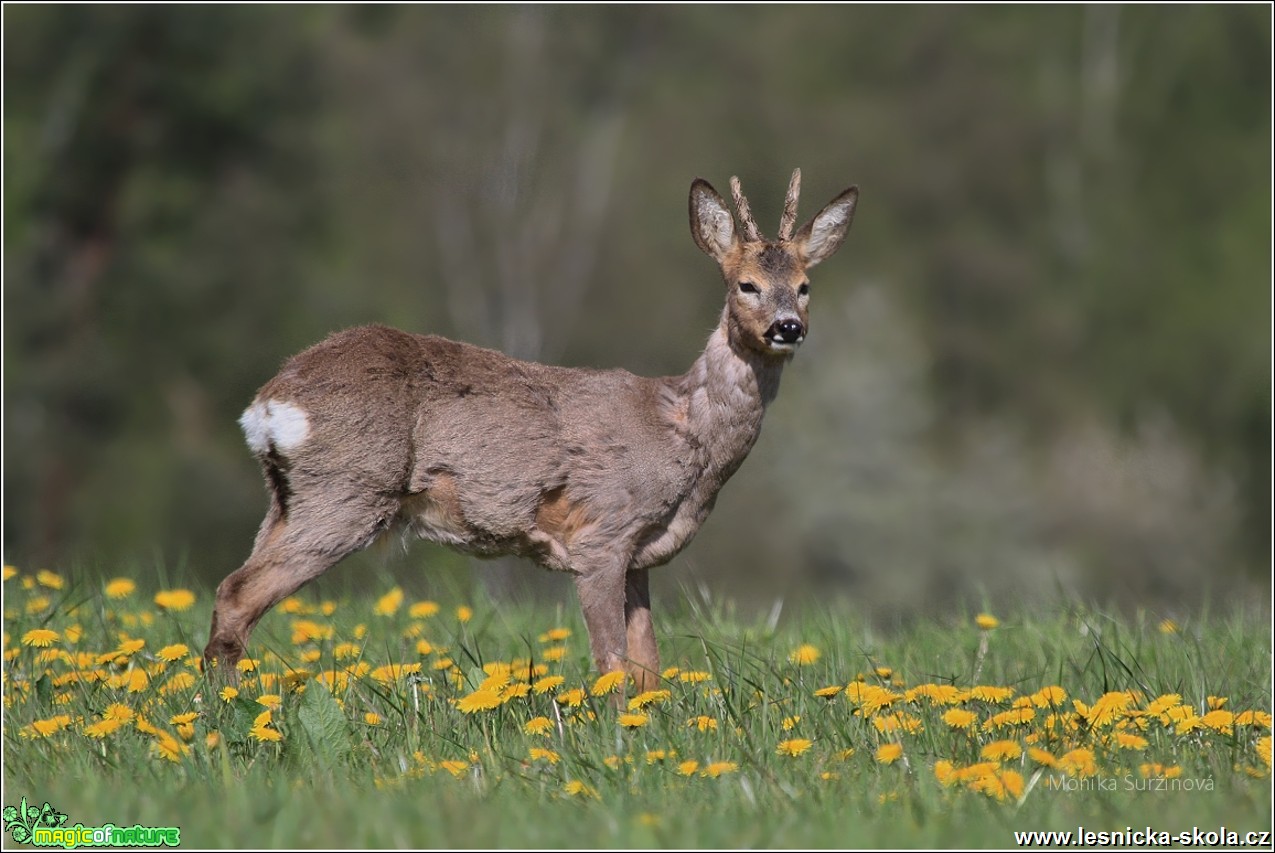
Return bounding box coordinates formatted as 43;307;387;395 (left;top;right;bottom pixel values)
204;172;859;697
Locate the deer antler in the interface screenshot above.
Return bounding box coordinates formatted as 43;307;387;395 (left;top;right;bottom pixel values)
778;168;801;241
729;176;763;243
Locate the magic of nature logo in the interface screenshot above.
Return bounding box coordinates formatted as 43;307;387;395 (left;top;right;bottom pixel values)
3;797;180;848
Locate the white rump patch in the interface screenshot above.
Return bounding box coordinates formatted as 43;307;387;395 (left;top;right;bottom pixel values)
240;399;310;454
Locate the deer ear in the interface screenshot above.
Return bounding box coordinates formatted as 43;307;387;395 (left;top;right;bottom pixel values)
689;178;736;262
794;186;858;268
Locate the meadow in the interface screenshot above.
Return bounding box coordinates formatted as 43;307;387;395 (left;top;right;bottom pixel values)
2;564;1271;848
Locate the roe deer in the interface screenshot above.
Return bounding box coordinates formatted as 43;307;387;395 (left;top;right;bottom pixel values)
203;169;858;692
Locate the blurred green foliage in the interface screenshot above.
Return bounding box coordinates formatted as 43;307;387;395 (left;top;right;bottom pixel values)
3;6;1269;611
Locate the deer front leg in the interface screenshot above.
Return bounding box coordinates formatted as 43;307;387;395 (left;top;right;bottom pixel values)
625;569;659;692
573;565;628;701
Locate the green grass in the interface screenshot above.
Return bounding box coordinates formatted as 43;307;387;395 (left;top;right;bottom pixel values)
2;567;1271;848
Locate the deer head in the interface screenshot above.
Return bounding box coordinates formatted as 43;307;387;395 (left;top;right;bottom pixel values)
689;169;859;358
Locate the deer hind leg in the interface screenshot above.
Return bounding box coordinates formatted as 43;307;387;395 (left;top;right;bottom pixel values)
203;494;394;673
624;569;660;693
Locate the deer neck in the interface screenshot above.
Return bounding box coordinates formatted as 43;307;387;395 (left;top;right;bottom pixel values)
675;314;786;484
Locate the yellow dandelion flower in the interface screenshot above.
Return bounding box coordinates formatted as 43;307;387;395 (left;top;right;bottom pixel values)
502;682;531;700
374;587;403;616
36;569;65;589
21;629;60;647
249;709;282;742
456;605;473;623
974;613;999;630
105;668;149;693
556;688;586;708
541;645;567;662
1256;736;1271;770
905;683;962;705
971;768;1023;801
439;760;469;777
1200;709;1234;734
688;715;718;733
279;597;311;615
873;711;923;735
1114;731;1149;750
943;708;978;729
2;565;16;581
101;703;132;722
564;780;598;798
661;666;681;679
677;760;699;776
1207;695;1228;709
219;686;239;702
1086;691;1137;727
83;718;127;739
934;759;957;785
968;685;1014;703
1146;693;1182;717
160;672;196;694
153;589;195;611
618;713;649;728
679;670;712;684
169;712;199;725
408;600;440;618
290;620;333;645
105;578;135;598
1235;710;1272;728
628;689;671;710
875;743;904;764
529;747;560;764
981;740;1022;762
152;732;188;762
1028;747;1056;766
815;684;843;699
788;644;821;665
524;716;553;736
1058;747;1097;777
1157;618;1179;634
371;662;421;684
983;707;1035;731
1029;685;1067;708
27;715;73;738
777;738;813;757
456;689;504;713
363;712;382;726
845;683;903;715
782;715;801;731
533;675;565;695
157;643;190;662
701;761;738;778
591;670;628;696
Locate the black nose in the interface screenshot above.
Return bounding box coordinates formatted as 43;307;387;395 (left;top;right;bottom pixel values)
772;319;804;343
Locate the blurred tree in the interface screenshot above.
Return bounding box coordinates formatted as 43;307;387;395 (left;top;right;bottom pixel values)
3;5;1267;610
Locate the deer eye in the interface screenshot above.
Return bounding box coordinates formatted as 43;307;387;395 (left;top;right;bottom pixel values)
738;281;759;295
798;282;810;296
